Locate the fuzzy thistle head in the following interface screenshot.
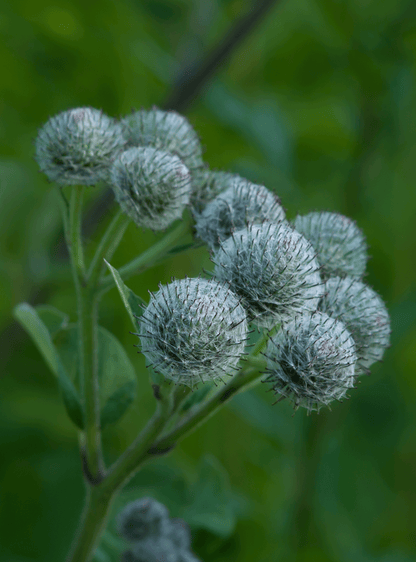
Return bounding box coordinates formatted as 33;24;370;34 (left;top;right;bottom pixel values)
190;168;244;212
293;211;368;279
35;107;125;185
121;109;203;172
117;497;169;542
213;223;324;328
110;146;191;230
139;277;248;388
263;312;357;413
319;276;390;372
194;178;286;249
122;537;179;562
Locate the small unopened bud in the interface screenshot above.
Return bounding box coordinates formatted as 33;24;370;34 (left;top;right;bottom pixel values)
213;223;323;328
190;168;243;212
110;147;191;230
165;518;191;550
117;497;169;542
293;211;368;279
319;276;390;372
263;312;357;413
139;277;248;388
195;178;286;249
121;109;203;172
122;538;179;562
35;107;125;185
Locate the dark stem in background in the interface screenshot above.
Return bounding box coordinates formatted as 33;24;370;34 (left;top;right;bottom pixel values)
1;0;280;361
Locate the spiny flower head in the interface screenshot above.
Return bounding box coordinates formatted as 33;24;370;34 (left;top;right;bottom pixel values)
117;497;169;542
213;223;324;328
263;312;357;413
139;277;248;388
293;211;368;279
121;108;204;172
319;276;390;372
110;146;191;230
194;178;286;249
165;519;191;550
35;107;125;185
190;168;244;212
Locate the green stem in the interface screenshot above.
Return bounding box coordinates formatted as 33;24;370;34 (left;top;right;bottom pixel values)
101;397;173;494
68;187;104;482
65;486;113;562
98;216;192;296
69;187;86;279
87;210;130;287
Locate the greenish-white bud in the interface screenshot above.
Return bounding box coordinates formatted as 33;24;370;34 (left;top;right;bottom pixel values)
121;108;203;172
122;538;179;562
263;312;357;413
117;497;169;542
318;276;390;372
194;178;286;249
35;107;125;185
213;223;324;328
110;147;191;230
190;168;244;212
293;211;368;279
139;277;248;388
165;518;191;550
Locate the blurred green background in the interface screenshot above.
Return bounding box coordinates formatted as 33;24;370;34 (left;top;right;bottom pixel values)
1;0;416;561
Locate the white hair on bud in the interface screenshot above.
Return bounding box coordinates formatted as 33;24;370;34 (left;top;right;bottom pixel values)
121;108;203;172
122;537;178;562
195;178;286;249
110;146;191;230
293;211;368;279
139;277;248;388
213;223;324;328
35;107;125;185
319;276;390;372
263;312;357;413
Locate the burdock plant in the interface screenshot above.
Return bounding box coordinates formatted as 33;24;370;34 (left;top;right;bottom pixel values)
13;106;391;562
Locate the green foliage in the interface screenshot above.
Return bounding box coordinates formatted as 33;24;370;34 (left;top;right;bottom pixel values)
2;0;416;561
104;260;146;328
14;303;137;430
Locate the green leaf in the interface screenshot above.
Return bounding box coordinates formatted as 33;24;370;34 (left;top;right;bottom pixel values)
182;455;235;537
104;259;146;328
55;325;137;429
36;304;69;336
97;327;137;428
13;303;84;429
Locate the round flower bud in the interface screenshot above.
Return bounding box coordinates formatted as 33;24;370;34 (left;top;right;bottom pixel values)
263;312;357;413
190;168;243;212
35;107;125;185
194;178;286;249
293;211;368;279
213;223;324;328
117;497;169;542
139;277;248;388
122;538;179;562
165;518;191;551
318;276;390;372
121;109;203;172
110;147;191;230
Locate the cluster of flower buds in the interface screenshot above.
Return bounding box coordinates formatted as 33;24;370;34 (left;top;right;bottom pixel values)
117;497;199;562
35;106;391;412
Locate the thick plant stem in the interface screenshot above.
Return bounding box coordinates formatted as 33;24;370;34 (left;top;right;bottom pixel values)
98;216;192;295
66;486;114;562
68;186;104;482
